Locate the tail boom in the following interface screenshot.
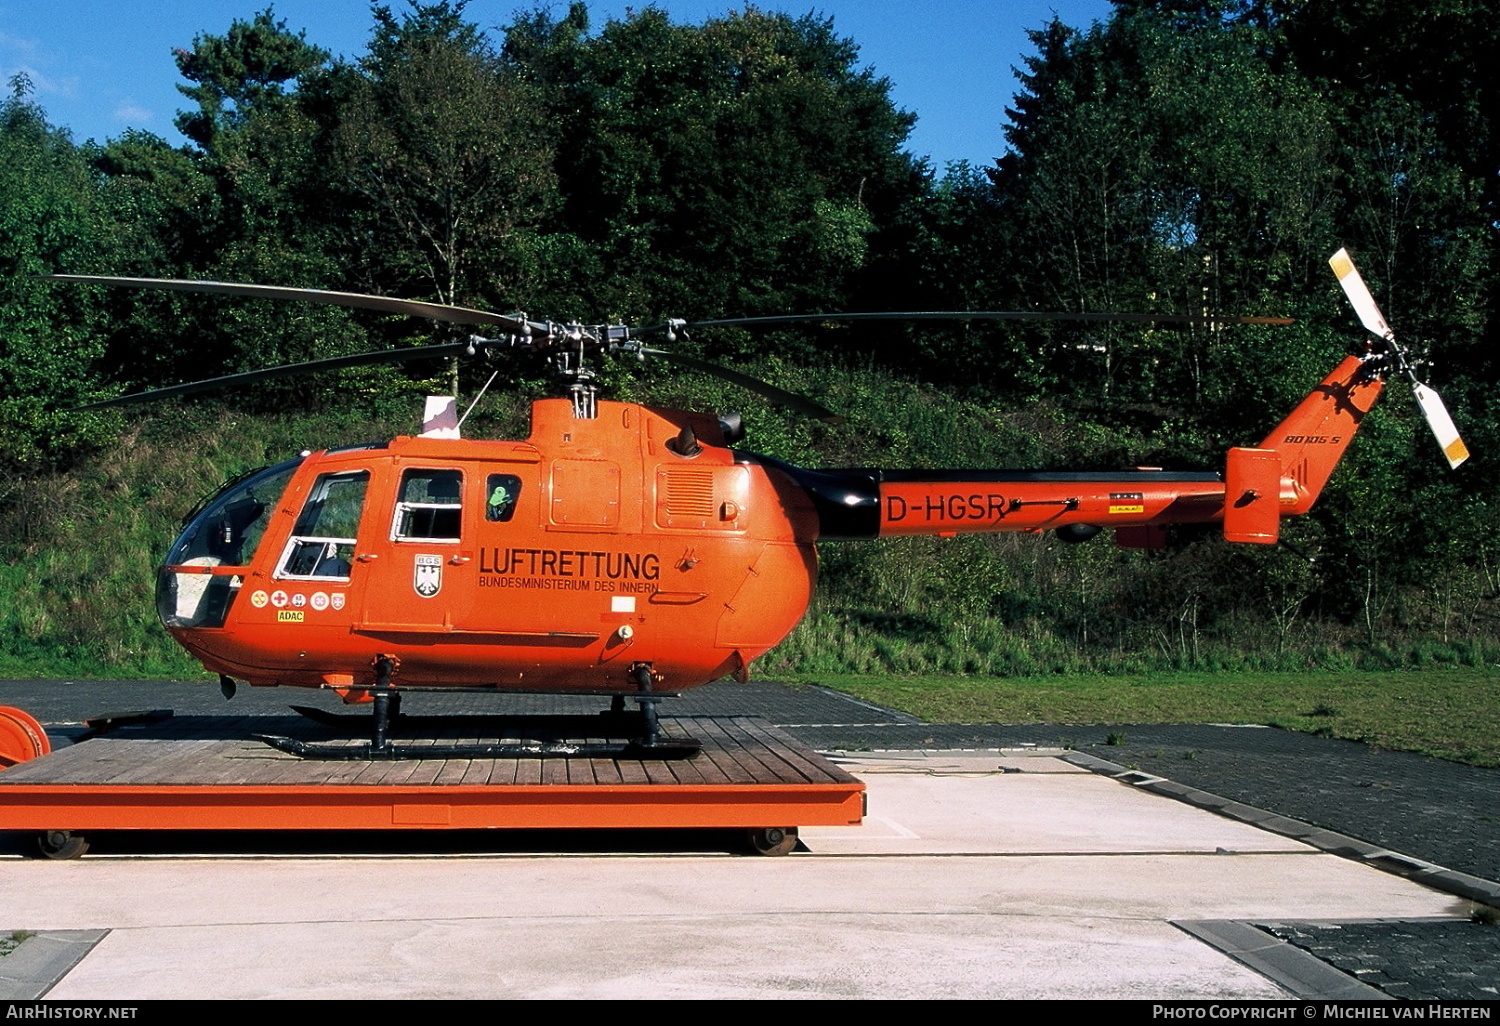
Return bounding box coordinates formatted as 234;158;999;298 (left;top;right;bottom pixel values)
758;355;1382;547
876;471;1222;537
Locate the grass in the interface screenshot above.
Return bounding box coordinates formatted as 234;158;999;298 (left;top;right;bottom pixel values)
791;667;1500;767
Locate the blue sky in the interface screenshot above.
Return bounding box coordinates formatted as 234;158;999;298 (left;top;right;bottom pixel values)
1;1;1113;170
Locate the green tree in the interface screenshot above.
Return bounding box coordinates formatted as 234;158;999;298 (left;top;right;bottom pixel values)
1279;0;1500;222
995;10;1336;405
0;78;112;470
128;8;370;401
334;1;557;309
1272;0;1496;615
857;162;1026;390
174;7;330;149
504;5;921;332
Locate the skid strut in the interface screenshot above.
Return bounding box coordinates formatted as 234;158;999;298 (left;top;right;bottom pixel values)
633;663;661;746
370;654;401;750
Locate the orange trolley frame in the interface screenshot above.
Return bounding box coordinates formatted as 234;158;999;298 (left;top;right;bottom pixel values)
0;713;865;851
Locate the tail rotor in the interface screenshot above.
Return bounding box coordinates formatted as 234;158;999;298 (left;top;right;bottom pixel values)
1329;249;1469;469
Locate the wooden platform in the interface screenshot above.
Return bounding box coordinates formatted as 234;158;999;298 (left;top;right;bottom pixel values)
0;713;864;834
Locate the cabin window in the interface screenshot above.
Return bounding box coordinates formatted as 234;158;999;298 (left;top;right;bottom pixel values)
486;474;522;522
393;468;463;541
277;470;369;581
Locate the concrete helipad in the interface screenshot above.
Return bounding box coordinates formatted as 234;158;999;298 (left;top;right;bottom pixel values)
0;747;1465;1000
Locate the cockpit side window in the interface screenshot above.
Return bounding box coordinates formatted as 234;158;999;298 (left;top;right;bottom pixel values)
393;468;463;541
277;470;369;581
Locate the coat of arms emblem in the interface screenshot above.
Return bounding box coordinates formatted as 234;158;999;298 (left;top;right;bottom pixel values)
413;554;443;598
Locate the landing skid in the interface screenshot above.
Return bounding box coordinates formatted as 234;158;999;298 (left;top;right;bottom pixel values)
256;660;701;761
255;733;701;761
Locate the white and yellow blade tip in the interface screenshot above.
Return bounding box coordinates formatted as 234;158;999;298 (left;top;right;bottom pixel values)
1413;383;1469;469
1329;248;1393;341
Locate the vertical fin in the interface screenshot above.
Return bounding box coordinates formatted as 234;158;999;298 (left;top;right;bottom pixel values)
1257;356;1383;516
1224;447;1281;544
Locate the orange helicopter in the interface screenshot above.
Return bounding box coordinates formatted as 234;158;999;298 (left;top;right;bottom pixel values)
46;249;1466;757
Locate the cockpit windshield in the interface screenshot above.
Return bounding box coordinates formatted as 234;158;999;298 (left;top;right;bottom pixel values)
158;458;302;629
165;458;303;569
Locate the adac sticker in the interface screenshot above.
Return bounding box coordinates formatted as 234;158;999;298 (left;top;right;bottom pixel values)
414;554;443;598
277;610;304;623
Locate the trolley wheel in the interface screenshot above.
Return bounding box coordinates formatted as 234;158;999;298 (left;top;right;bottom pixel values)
748;826;798;857
35;830;89;860
0;706;51;769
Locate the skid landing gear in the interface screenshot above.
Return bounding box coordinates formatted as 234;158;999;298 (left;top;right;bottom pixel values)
256;659;702;760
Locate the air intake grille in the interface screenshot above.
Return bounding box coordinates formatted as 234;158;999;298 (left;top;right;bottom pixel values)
662;468;715;517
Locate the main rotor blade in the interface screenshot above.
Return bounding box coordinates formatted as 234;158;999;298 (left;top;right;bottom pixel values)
639;348;843;424
1328;249;1394;342
45;275;540;333
641;310;1295;335
72;341;474;411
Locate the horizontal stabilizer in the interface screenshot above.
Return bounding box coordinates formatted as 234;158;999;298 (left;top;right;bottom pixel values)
1224;447;1281;544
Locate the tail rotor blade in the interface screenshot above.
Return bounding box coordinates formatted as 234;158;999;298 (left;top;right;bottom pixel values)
1413;382;1470;469
1329;248;1394;342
